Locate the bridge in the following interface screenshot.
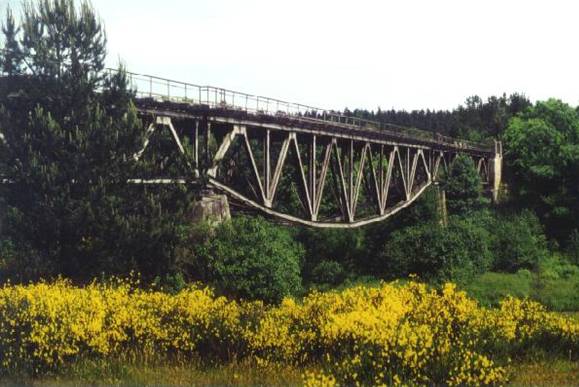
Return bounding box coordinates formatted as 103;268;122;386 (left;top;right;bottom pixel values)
125;71;502;228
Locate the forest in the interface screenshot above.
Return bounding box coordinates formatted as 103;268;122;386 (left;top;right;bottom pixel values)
0;0;577;385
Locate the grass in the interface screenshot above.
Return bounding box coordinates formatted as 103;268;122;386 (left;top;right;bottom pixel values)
463;256;579;311
0;358;305;386
508;358;579;386
464;270;533;307
2;357;576;386
533;256;579;311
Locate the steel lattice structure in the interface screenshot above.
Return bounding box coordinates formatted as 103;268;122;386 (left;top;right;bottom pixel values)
128;71;502;228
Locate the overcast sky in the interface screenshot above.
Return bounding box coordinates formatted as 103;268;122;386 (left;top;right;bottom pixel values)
2;0;579;111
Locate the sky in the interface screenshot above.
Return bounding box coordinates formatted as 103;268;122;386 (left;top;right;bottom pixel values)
2;0;579;111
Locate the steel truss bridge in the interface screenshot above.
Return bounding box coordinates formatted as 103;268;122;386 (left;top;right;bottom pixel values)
126;71;503;228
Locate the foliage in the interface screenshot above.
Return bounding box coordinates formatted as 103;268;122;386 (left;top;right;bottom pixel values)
0;0;194;281
566;229;579;265
503;99;579;242
490;210;548;272
380;218;493;284
344;93;531;139
464;257;579;312
309;260;346;287
297;227;365;280
442;154;487;215
0;280;577;385
534;256;579;311
0;9;22;75
463;270;534;308
189;216;303;304
359;187;441;274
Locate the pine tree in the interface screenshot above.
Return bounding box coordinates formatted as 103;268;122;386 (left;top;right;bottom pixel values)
0;8;22;76
0;0;192;280
441;155;487;215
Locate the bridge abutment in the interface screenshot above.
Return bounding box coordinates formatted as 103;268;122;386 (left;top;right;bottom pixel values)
490;141;503;203
190;190;231;225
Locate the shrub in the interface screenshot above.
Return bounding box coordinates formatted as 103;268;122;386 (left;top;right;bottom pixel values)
490;211;548;272
191;216;303;304
441;154;488;215
567;229;579;265
310;260;346;286
380;218;493;284
1;279;577;384
297;227;365;279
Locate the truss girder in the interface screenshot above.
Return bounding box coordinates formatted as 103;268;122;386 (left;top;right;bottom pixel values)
135;114;497;228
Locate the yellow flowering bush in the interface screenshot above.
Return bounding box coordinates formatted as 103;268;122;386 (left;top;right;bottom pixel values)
0;279;244;374
0;279;576;385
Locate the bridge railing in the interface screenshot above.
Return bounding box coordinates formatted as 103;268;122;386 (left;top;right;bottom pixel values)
114;69;495;153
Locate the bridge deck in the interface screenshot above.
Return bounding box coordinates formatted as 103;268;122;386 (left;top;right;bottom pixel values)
136;98;495;157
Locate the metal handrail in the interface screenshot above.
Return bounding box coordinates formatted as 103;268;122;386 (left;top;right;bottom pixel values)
0;48;493;154
0;47;494;151
109;68;494;153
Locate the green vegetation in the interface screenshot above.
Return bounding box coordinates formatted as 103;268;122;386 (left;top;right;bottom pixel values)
3;358;577;387
442;154;488;214
380;218;493;284
0;0;194;283
1;358;304;386
185;216;303;303
465;270;534;307
504;99;579;243
463;255;579;311
0;0;579;384
489;210;548;272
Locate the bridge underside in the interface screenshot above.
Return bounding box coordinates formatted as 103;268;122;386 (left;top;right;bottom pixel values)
134;101;500;228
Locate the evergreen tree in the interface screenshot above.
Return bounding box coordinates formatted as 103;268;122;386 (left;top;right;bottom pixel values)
0;0;192;280
441;154;487;215
0;8;22;75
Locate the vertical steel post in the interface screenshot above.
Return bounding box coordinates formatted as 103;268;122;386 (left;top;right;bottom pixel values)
310;135;317;212
264;129;271;200
194;120;199;168
206;121;212;167
379;145;384;201
349;140;354;220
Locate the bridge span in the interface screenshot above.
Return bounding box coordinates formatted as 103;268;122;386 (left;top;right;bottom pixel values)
126;71;501;228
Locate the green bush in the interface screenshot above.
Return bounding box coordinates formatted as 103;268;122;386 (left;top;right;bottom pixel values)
566;229;579;265
380;217;493;284
297;227;365;279
310;260;346;286
490;211;549;272
191;216;304;304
